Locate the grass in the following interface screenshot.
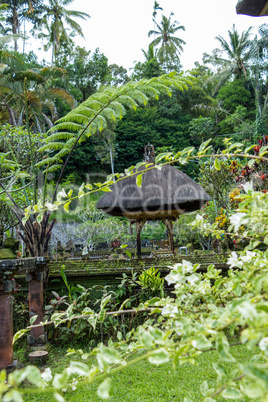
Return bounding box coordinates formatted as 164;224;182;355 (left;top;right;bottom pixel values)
17;340;257;401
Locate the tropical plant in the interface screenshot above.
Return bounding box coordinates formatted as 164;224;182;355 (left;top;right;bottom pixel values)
0;73;192;257
7;170;268;400
0;0;33;50
0;52;74;130
35;0;90;64
132;44;163;80
203;24;253;94
148;12;185;72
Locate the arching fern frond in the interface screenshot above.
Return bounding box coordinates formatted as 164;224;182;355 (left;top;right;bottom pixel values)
38;142;66;152
39;73;193;184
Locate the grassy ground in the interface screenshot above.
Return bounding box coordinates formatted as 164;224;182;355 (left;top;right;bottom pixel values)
16;340;256;401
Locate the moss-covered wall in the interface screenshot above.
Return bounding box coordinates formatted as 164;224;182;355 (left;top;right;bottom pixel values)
15;254;229;298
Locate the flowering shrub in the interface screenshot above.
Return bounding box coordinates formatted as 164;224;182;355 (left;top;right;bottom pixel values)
4;139;268;401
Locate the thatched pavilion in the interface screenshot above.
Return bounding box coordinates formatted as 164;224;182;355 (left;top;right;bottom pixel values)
236;0;268;16
96;145;210;257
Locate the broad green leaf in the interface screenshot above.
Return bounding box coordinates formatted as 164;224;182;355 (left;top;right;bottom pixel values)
227;142;244;151
101;186;112;192
30;315;38;325
98;345;121;364
97;378;111;399
69;361;90;376
259;145;268;156
155;152;172;163
244;145;255;154
216;333;235;362
200;380;209;396
192;334;212;350
23;366;42;386
148;349;169;365
214;158;221;170
245;364;268;382
248;158;255;168
53;369;69;390
136;173;143;188
242;382;264;398
53;392;65;402
198;139;212;153
2;390;23;402
221;386;243;399
63;201;71;213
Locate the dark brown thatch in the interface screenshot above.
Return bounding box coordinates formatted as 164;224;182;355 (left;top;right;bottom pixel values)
96;164;210;221
236;0;268;16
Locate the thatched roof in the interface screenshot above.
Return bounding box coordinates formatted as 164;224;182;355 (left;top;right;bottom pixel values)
236;0;268;16
96;165;210;221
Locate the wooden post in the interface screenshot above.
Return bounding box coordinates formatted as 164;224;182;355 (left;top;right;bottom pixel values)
136;221;145;258
164;219;175;255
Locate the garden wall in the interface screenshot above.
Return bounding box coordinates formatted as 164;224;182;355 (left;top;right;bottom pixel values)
16;254;229;299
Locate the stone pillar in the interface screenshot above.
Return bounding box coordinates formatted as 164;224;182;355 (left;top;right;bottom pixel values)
0;260;17;373
26;257;47;346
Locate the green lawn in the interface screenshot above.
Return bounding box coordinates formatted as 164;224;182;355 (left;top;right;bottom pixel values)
18;341;256;401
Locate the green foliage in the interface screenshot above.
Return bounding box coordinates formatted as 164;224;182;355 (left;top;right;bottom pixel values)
137;267;164;299
0;247;15;259
115;97;192;172
198;158;235;210
189;115;217;145
37;73;192;174
217;79;255;116
7;140;268;400
58;47;110;102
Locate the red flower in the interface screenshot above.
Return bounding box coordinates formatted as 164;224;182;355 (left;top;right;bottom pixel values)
254;145;260;154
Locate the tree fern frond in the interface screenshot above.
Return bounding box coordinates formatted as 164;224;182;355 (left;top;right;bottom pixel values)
82;99;104;110
40;73;191;177
48;121;82;133
128;90;149;106
46;164;62;173
43;132;74;142
38;142;65;152
35;157;62;168
100;107;119;121
109;101;126;118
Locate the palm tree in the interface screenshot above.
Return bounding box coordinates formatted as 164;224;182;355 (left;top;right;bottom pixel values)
205;24;253;93
148;12;185;72
0;0;40;51
36;0;90;64
0;52;74;130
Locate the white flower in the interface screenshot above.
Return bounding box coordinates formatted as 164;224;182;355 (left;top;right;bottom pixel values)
41;368;52;383
240;251;256;263
181;260;194;274
45;202;58;211
259;337;268;351
57;189;68;201
230;212;248;232
242;182;253;194
72;380;78;391
162;304;178;317
165;272;184;285
227;252;243;268
187;274;199;285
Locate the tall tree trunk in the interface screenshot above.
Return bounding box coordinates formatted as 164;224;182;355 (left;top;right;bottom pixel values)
12;6;19;51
